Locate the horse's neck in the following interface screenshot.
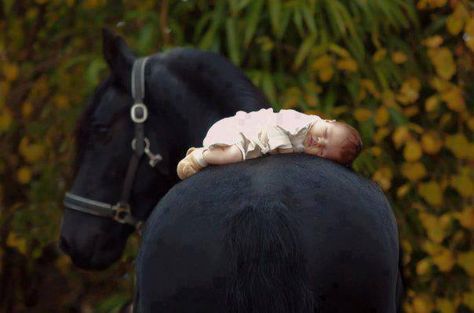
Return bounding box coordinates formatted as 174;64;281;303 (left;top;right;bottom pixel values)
148;50;269;149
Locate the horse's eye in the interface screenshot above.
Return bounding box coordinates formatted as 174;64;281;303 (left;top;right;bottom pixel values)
91;124;111;143
92;124;109;134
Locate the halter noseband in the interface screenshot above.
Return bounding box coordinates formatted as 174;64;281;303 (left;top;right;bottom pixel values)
63;57;162;230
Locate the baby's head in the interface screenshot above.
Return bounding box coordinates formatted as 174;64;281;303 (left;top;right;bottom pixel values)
303;119;363;166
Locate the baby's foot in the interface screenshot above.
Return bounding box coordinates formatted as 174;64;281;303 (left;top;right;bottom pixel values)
177;147;208;180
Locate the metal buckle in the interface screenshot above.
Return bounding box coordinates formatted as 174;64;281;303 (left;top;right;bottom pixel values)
112;202;131;224
131;137;150;151
131;103;148;123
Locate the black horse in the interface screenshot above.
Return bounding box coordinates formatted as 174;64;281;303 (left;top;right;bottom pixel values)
59;29;403;312
59;29;269;270
136;155;403;313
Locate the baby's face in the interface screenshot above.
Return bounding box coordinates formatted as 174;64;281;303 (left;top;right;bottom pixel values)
303;120;348;162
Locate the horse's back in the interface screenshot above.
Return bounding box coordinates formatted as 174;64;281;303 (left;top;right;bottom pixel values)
137;155;400;313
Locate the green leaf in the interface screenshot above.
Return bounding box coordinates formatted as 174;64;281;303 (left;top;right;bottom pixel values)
237;0;253;10
137;23;155;53
226;18;240;65
292;6;305;37
324;0;346;37
193;12;213;42
268;0;282;39
262;72;277;105
228;0;240;16
2;0;14;14
199;1;225;50
244;0;264;47
321;86;336;115
293;33;317;70
301;6;317;34
388;106;408;126
359;116;375;144
86;59;106;88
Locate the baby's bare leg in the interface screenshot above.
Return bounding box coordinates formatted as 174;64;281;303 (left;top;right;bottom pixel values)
203;145;243;165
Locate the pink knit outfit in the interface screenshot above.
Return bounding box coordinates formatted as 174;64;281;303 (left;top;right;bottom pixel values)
202;108;322;160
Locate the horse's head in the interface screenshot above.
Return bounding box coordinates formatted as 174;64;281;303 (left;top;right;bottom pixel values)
59;28;270;270
59;29;178;270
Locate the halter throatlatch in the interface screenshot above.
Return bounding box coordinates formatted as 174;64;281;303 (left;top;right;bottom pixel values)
64;56;163;229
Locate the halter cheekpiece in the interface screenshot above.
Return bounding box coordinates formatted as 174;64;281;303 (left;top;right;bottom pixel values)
63;57;162;230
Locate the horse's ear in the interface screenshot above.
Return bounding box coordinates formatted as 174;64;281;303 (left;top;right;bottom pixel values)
102;27;135;92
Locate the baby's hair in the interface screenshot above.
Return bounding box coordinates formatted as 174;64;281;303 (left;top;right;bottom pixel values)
329;121;363;167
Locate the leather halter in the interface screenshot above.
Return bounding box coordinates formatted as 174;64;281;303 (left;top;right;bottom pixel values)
63;57;162;230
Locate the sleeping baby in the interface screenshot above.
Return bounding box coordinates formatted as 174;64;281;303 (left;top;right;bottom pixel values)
177;108;363;180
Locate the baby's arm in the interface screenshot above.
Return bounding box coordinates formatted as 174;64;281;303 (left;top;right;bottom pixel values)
202;145;244;164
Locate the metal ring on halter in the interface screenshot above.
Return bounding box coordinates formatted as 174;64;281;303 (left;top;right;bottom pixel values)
131;137;151;151
112;202;132;224
131;103;148;123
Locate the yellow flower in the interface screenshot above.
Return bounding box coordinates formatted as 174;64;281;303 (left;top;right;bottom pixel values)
418;212;451;244
422;35;443;48
465;18;474;52
3;63;19;81
418;181;443;207
403;140;422;162
463;291;474;310
403;106;419;117
445;133;470;159
336;58;358;72
319;67;334;82
454;206;474;230
430;77;452;93
21;102;33;118
392;127;411;149
382;89;396;106
401;162;427;181
303;94;317;108
421;131;443;155
397;78;421;105
370;146;382;157
392;51;408;64
374;127;390;143
436;298;456;313
372;167;393;191
441;86;466;113
416;258;433;275
373;49;387;62
432;247;455;272
425;95;440;112
0;108;13;132
311;55;333;71
361;79;380;98
468;116;474;131
17;166;32;184
446;2;469;35
54;95;70;109
397;184;411;198
428;47;456;80
375;106;390;126
412;294;434;313
450;171;474;197
457;251;474;275
6;232;27;254
19;138;45;164
354;108;372;122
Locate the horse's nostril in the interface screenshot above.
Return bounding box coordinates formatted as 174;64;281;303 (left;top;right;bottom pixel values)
59;236;70;254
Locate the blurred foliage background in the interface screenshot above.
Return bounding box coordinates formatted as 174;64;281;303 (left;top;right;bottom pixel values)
0;0;473;312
